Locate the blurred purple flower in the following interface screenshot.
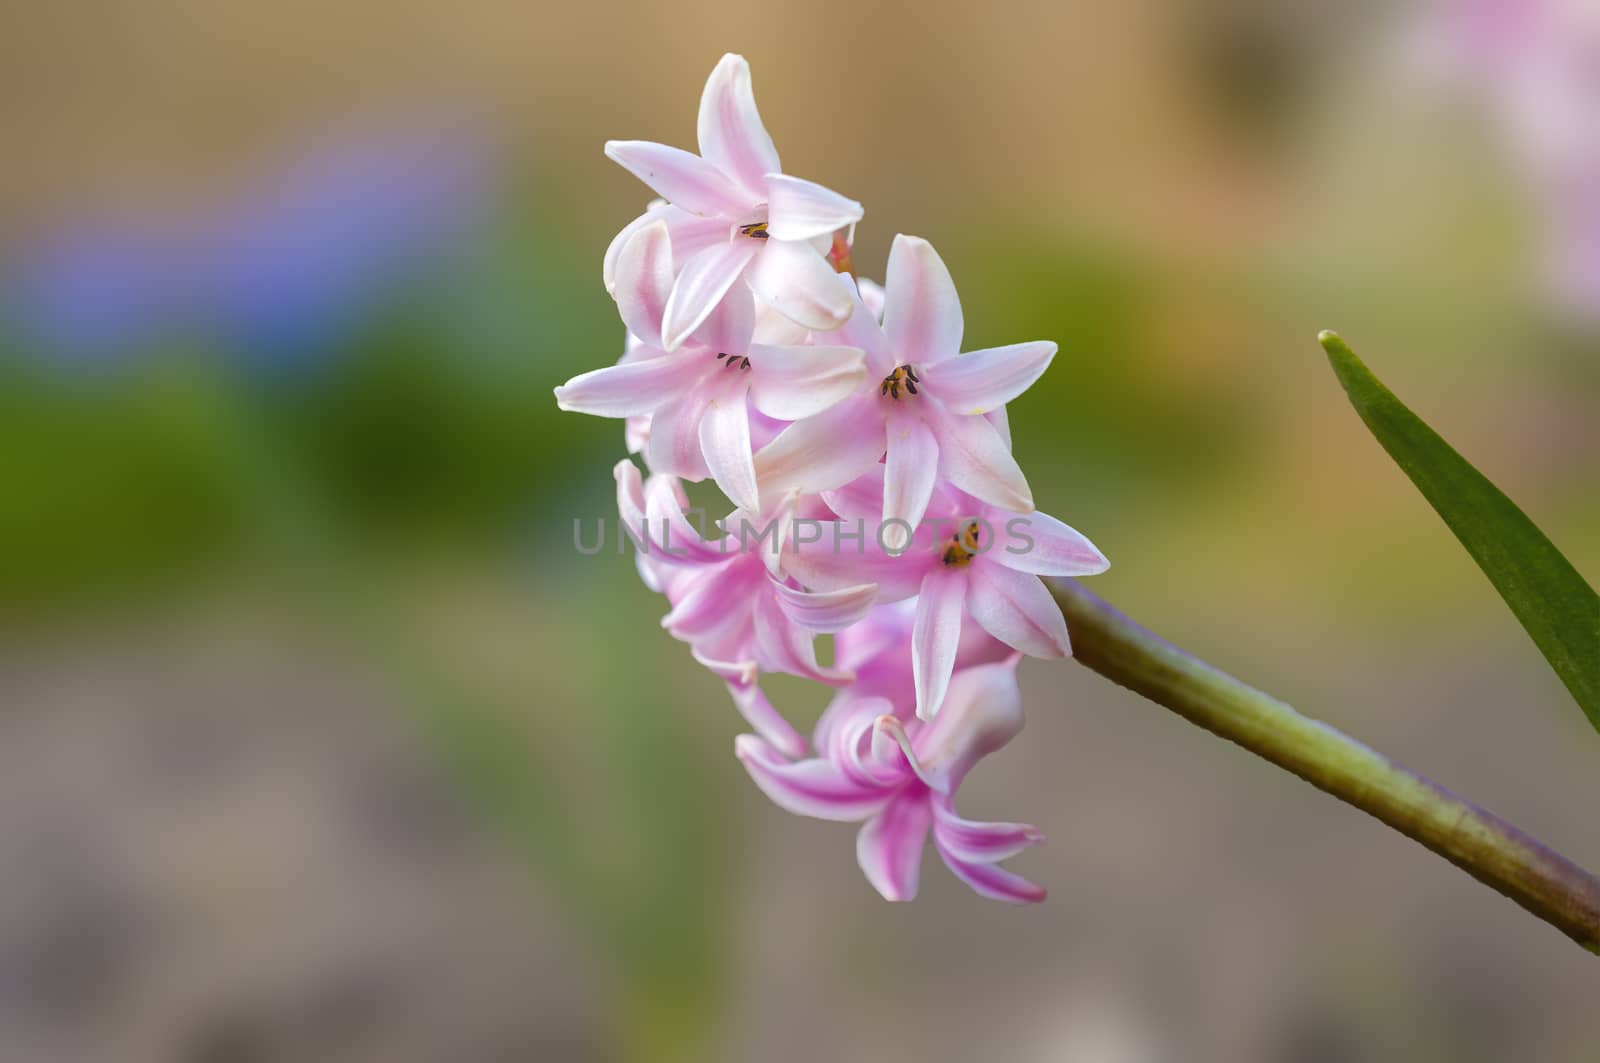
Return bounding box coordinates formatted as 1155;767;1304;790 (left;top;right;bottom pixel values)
3;128;492;368
206;131;490;367
3;217;189;367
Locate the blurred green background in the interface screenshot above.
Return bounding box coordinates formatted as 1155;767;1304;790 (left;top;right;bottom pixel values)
1;2;1597;1061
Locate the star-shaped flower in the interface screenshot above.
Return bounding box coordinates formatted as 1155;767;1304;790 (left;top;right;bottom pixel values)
605;54;864;349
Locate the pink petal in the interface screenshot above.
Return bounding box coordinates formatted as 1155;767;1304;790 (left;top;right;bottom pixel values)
747;344;867;420
912;566;969;720
882;411;940;550
695;54;782;199
991;509;1109;577
935;840;1047;903
662;562;757;642
771;577;878;633
882;235;963;363
920;340;1055;411
643;474;729;563
765;173;864;242
690;646;758;686
603;207;661;296
857;276;887;320
604;140;746;217
645;390;712;481
745;238;855;331
856;792;933;901
753;587;851;684
784;529;931;603
931;798;1043;863
663;240;760;352
667;207;741;269
820;465;885;523
986;405;1012;450
965;563;1070;659
610;220;673;347
817;278;893;377
699;389;760;512
752;393;884;502
728;679;807;759
688;278;755;354
834;700;909;784
554;351;694;418
908;660;1025;792
735;734;890;821
930;406;1033;513
614;459;650;548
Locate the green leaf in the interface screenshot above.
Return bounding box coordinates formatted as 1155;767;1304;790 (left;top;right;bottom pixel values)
1317;331;1600;733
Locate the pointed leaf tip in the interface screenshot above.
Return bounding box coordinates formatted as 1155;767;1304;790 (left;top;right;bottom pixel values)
1317;332;1600;736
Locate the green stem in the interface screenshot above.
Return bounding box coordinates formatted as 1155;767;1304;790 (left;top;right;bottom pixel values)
1049;577;1600;954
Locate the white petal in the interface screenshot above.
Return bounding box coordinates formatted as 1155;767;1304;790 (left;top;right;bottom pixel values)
965;563;1070;659
992;509;1109;577
611;220;673;347
752;394;884;502
912;566;969;720
931;406;1033;513
699;390;759;512
816;278;892;378
688;278;755;353
920;341;1055;413
696;54;782;199
747;344;866;420
883;234;963;363
604;140;745;216
554;350;695;418
603;207;661;296
745;239;855;331
882;412;940;550
857;276;887;321
765;173;864;242
663;240;760;351
751;296;813;346
986;405;1012;450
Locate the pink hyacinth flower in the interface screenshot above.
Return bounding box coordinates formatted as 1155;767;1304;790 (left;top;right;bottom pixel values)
737;658;1047;903
788;473;1108;719
616;460;877;755
816;599;1013;728
754;234;1056;540
604;54;864;349
558;221;867;510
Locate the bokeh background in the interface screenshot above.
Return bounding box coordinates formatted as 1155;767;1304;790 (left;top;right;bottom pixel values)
2;2;1598;1061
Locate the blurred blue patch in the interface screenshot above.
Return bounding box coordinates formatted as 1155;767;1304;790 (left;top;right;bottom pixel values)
3;129;493;373
2;217;187;368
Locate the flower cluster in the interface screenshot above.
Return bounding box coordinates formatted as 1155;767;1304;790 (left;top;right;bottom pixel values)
556;54;1108;902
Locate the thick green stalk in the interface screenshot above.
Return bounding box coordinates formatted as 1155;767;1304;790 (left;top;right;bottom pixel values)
1049;578;1600;954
